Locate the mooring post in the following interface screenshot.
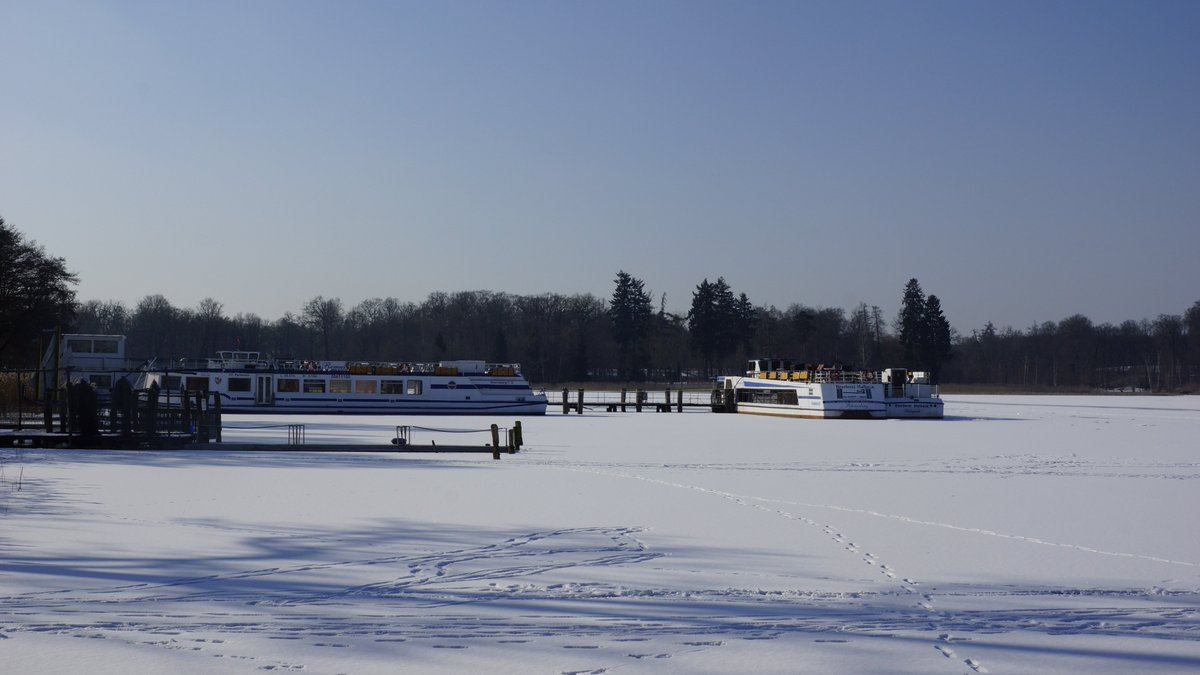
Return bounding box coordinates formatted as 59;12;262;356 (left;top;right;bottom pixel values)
663;388;670;413
195;390;206;442
513;420;522;450
561;388;569;415
635;389;643;413
182;392;193;440
620;388;627;412
576;388;584;414
213;391;222;443
490;423;501;460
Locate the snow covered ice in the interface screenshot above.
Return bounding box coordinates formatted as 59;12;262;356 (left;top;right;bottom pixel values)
2;395;1198;673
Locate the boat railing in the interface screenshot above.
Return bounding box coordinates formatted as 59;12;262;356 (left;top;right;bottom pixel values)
749;369;874;384
168;354;528;378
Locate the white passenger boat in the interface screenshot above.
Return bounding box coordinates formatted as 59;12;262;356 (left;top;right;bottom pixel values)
713;359;942;419
878;367;944;419
140;350;548;415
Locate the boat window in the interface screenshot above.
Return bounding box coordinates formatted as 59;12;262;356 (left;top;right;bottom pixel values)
407;380;423;396
228;377;252;392
185;377;209;391
303;379;326;393
277;378;299;393
381;380;404;395
94;340;119;354
330;379;351;394
68;339;93;353
355;380;378;394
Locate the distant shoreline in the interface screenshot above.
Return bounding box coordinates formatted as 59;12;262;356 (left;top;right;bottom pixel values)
529;381;1194;396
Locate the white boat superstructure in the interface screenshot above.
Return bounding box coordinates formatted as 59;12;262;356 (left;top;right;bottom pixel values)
713;359;943;419
139;351;549;415
879;367;944;418
40;333;140;395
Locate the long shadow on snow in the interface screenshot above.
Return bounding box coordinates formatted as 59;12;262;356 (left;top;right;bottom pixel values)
2;516;1198;671
9;448;490;471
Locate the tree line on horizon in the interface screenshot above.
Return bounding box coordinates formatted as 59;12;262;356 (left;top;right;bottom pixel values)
3;216;1199;390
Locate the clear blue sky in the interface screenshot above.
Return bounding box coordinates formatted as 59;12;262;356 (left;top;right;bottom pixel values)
2;0;1197;333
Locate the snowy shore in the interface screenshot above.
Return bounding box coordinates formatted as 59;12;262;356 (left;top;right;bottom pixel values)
2;395;1198;673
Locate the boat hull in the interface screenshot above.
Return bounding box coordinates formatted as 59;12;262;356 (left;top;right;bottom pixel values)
884;399;945;419
718;377;887;419
736;402;886;419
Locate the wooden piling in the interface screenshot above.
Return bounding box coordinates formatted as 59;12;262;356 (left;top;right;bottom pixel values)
620;388;627;412
576;389;584;414
213;391;222;443
195;390;206;442
490;424;500;460
635;389;643;413
676;389;683;413
182;392;192;439
513;420;522;450
663;388;670;413
61;383;71;435
562;388;569;415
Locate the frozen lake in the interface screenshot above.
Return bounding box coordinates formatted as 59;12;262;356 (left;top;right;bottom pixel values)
2;395;1199;673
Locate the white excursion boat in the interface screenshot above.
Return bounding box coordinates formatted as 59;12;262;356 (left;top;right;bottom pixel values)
877;367;944;419
138;350;549;415
713;359;943;419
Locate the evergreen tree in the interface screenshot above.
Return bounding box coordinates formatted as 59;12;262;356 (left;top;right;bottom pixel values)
609;271;653;380
687;279;718;372
711;277;738;361
735;292;757;353
898;278;926;366
688;278;755;375
921;294;953;382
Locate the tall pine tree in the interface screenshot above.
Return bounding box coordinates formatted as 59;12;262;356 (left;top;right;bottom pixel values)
609;271;653;380
921;294;953;382
898;278;926;366
688;277;755;375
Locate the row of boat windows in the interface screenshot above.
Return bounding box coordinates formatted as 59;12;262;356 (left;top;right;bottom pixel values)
67;339;121;354
167;376;423;396
739;390;800;405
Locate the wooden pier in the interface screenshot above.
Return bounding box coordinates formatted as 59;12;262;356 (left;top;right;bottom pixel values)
552;387;714;414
